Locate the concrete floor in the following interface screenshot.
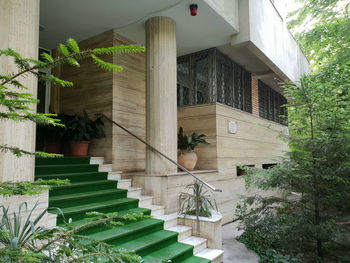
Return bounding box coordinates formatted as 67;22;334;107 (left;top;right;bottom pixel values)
222;222;259;263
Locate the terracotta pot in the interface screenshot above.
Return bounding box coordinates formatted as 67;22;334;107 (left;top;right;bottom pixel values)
69;141;90;157
45;142;62;154
178;150;198;171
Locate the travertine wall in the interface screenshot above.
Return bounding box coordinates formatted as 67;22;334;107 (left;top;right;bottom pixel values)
178;103;288;174
112;32;146;172
178;104;218;170
0;0;39;182
59;30;147;168
59;30;114;162
216;103;288;174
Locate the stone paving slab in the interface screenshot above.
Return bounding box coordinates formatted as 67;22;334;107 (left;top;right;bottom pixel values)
222;222;259;263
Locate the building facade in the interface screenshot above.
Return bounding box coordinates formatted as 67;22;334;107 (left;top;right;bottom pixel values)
1;0;309;224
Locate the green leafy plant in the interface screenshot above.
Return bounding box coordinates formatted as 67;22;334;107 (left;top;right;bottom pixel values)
0;202;147;262
0;179;69;196
65;110;105;142
177;127;209;151
0;202;51;249
37;113;74;143
179;180;218;218
235;63;350;262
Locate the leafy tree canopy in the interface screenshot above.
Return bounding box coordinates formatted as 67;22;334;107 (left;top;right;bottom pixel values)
288;0;350;71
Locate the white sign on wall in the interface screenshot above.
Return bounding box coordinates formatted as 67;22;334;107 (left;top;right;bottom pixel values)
228;120;237;134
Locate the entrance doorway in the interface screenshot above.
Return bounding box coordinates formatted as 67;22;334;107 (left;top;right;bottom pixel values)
35;47;51;151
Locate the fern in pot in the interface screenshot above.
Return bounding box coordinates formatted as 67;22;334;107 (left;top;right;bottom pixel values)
65;110;105;156
178;127;209;170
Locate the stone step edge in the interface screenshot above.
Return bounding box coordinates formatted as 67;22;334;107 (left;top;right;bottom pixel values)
195;248;224;262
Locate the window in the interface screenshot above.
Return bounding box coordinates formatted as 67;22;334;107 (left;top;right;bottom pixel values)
237;165;255;176
258;80;287;125
262;163;277;169
177;48;252;113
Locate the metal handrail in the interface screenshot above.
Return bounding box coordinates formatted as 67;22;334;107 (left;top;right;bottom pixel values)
96;113;222;192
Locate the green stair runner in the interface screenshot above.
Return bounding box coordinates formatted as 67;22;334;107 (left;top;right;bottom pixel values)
35;157;210;263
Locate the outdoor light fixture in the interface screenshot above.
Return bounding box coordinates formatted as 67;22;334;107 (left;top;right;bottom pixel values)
190;4;198;16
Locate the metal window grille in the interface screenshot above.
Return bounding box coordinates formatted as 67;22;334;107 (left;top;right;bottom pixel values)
258;80;287;125
177;48;252;114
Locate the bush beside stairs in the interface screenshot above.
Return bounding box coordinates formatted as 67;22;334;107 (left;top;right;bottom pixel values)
35;157;223;263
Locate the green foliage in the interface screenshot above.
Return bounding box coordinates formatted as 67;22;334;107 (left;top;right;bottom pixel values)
64;110;105;142
37;113;70;143
236;3;350;261
0;202;146;262
0;38;144;156
235;62;350;262
0;202;49;249
179;180;218;218
288;0;350;71
177;127;209;151
0;179;69;196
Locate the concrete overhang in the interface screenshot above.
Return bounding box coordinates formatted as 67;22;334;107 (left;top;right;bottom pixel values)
39;0;308;93
229;0;309;85
39;0;238;56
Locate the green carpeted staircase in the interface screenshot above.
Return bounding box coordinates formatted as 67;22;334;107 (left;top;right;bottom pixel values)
35;157;211;263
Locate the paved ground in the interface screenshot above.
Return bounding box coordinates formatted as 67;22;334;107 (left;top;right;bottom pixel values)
222;222;259;263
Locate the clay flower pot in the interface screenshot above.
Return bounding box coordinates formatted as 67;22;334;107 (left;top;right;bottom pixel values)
178;150;198;171
69;141;90;157
45;142;62;154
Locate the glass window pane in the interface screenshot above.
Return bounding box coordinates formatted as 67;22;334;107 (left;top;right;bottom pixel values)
177;60;190;106
194;55;209;105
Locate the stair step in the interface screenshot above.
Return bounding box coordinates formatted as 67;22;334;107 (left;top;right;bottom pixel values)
51;198;140;223
155;213;178;229
117;179;131;189
86;218;164;245
195;248;224;263
167;225;192;241
35;164;99;175
36;157;90;166
181;257;211;263
142;205;164;217
39;157;214;263
36;171;108;182
181;236;207;254
90;157;104;165
138;195;153;207
114;230;178;256
68;207;152;228
142;242;194;263
50;180;117;196
108;171;122;181
98;164;112;172
126;187;142;198
49;188;127;208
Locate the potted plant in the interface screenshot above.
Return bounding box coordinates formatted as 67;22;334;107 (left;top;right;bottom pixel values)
177;127;209;170
65;110;105;156
37;113;69;154
179;180;218;218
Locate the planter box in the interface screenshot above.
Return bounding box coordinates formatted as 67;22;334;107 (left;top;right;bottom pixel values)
178;210;222;249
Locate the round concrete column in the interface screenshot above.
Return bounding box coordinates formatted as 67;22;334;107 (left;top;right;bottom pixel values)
0;0;39;182
145;17;177;174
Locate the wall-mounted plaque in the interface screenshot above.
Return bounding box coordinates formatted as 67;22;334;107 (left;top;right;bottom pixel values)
228;120;237;134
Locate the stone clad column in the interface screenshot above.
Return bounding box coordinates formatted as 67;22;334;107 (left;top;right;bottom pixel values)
145;17;177;174
0;0;40;182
